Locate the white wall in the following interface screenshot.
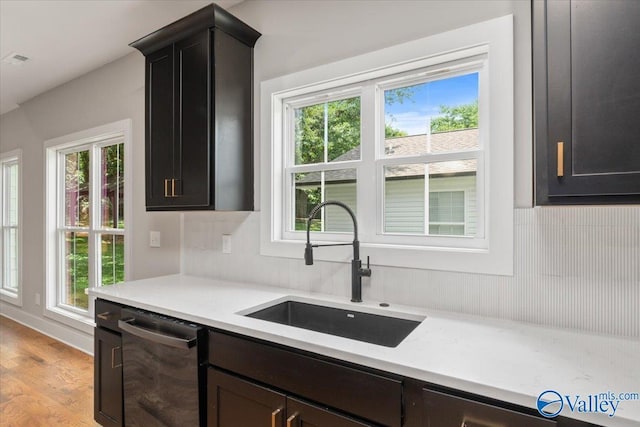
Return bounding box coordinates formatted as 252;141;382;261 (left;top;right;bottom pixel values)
0;52;181;349
181;1;639;338
0;1;637;345
238;0;532;208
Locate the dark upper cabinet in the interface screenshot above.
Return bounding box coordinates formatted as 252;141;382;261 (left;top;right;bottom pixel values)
533;0;640;204
131;4;260;210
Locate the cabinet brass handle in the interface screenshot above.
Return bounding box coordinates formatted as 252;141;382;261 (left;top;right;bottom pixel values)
271;408;282;427
557;141;564;177
171;178;176;197
97;311;111;320
286;413;298;427
164;179;170;197
111;346;122;369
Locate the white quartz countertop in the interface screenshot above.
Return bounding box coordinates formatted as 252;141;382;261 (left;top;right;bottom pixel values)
89;274;640;427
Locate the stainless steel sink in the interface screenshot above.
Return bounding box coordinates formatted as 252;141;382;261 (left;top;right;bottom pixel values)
246;300;423;347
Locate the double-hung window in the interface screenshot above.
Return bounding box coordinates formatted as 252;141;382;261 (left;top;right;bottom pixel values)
0;150;21;305
262;16;513;275
45;120;131;330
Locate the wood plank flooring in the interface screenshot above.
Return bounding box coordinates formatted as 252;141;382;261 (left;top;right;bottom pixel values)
0;316;99;426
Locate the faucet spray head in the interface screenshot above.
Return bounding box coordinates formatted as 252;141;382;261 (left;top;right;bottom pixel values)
304;243;314;265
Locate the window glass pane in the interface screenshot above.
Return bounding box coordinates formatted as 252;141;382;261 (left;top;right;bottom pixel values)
293;169;357;232
100;234;124;286
3;228;18;290
429;224;465;235
64;150;90;227
63;231;89;310
100;143;124;229
384;164;425;234
384;73;479;157
6;162;18;226
429;191;466;236
384;160;477;236
430;191;465;222
294;97;361;164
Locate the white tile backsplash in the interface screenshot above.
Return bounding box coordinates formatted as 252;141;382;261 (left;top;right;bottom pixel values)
182;207;640;338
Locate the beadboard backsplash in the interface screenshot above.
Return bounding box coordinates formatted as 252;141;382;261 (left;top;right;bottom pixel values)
182;207;639;338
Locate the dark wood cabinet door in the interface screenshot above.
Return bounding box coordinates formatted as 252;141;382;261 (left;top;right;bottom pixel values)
534;0;640;204
423;389;555;427
212;28;254;211
145;45;175;208
209;331;402;427
208;368;286;427
174;30;211;207
94;327;123;427
286;397;373;427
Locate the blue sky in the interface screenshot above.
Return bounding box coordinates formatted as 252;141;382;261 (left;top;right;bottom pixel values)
385;73;478;136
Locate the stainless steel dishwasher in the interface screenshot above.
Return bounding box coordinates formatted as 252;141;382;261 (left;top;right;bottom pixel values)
118;308;206;427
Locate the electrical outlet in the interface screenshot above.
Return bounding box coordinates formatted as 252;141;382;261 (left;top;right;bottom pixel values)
35;293;41;306
222;234;232;254
150;231;161;248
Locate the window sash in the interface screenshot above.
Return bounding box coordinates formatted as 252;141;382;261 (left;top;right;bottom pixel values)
1;156;19;295
54;139;125;314
261;15;513;275
282;61;486;246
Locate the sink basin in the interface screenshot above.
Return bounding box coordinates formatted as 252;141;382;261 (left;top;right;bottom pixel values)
246;300;423;347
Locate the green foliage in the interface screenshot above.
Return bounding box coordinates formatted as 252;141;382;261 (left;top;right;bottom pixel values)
63;144;125;228
295;89;412;165
384;86;415;105
295;218;322;231
295;97;361;165
65;234;124;310
385;125;407;138
430;100;478;133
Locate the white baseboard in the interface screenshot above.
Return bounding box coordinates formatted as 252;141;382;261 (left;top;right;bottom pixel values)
0;302;94;355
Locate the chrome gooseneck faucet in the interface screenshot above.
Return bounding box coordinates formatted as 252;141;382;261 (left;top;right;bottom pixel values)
304;201;371;303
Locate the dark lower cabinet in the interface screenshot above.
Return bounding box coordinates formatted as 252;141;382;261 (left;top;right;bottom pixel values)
287;397;372;427
91;304;600;427
208;331;402;427
94;300;124;427
208;368;285;427
207;330;598;427
423;388;555;427
208;369;371;427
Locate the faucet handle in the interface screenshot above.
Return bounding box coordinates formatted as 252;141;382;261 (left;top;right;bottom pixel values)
360;256;372;277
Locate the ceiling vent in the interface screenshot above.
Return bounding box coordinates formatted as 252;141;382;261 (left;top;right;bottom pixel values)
2;52;30;65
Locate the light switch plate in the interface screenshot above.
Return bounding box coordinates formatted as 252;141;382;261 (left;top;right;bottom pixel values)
150;231;161;248
222;234;232;254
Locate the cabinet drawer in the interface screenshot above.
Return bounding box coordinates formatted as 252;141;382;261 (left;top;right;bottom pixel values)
209;331;402;427
95;299;123;332
424;388;556;427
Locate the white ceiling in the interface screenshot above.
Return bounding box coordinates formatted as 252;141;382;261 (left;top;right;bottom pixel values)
0;0;244;115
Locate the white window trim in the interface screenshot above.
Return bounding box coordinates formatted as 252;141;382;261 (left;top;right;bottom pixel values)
260;15;513;275
0;149;22;306
44;119;132;333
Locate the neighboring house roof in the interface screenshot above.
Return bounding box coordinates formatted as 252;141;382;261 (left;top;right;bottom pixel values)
297;128;478;184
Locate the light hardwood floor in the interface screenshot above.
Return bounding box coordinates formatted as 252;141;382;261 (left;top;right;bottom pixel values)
0;316;99;426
